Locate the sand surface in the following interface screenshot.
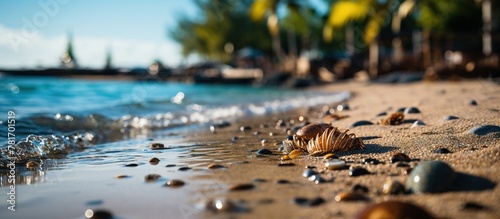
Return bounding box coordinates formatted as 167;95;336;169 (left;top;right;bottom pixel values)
1;80;499;219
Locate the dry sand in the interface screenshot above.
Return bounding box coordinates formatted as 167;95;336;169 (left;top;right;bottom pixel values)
183;80;500;219
1;80;499;219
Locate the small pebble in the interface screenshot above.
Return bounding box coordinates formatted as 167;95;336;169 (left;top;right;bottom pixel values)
124;163;139;167
352;184;369;193
350;120;374;128
84;209;113;219
252;178;267;183
442;115;459;122
256;149;273;155
240;126;252;131
325;159;346;170
467;125;500;136
461;202;486;211
115;175;130;179
390;152;410;163
334;192;368;202
308;175;326;184
323;153;338;160
254;131;261;136
434;148;451;154
363;158;380;165
396;107;406;112
469;100;478;106
302;169;318;178
336;103;350;111
164;179;185;187
304;165;316;169
276;179;291;184
410;120;426;128
294;197;325;206
149;157;160;165
150;143;165;150
382;179;406;195
231;136;238;142
355;201;434;219
376;112;387;117
349;167;370;177
165;164;176;167
207;164;226;169
406;160;456;194
203;198;239;212
144;174;161;182
178;167;192;171
228;183;255;191
404;107;421;114
278;163;295;167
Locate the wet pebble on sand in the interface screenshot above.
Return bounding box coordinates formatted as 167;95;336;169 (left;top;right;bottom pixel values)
144;174;161;182
164;179;185;187
410;120;426;128
390;152;411;163
228;183;255;191
84;209;113;219
406;160;456;194
382;179;406;195
256;149;273;155
442;115;459;122
434;148;451;154
294;197;325;206
150;143;165;150
404;107;421;114
325;159;346;170
149;157;160;165
350;120;374;128
467;125;500;136
349;167;370;177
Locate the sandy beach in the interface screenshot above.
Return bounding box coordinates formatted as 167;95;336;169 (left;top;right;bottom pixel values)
1;79;499;219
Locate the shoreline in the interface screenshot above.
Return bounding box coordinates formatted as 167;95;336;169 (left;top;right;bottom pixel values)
0;79;499;219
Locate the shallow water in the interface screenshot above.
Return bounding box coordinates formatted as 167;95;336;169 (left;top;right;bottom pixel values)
0;76;349;167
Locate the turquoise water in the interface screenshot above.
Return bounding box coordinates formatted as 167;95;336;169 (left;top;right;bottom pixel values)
0;76;349;166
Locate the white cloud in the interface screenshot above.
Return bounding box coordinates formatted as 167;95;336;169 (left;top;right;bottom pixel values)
0;24;184;69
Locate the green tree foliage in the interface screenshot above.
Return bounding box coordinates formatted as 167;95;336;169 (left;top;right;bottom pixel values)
170;0;271;62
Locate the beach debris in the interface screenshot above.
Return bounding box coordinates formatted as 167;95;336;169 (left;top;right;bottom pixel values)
323;153;338;160
390;152;411;163
406;161;456;194
376;111;387;117
380;112;404;125
207;163;226;169
164;179;185;187
349;167;370;177
115;174;130;179
325;159;346;170
352;184;369;194
256;149;273;155
469;100;478;106
442;115;459;122
178;167;191;171
334;191;368;202
149;157;160;165
302;169;318;178
382;179;406;195
294;197;325;206
434;148;451;154
363;158;381;165
26;160;40;170
124;163;139;167
228;183;255;191
84;209;113;219
144;174;161;182
467;125;500;136
404;107;421;114
350;120;374;128
410;120;426;128
283;124;364;156
150;143;165;150
355;201;435;219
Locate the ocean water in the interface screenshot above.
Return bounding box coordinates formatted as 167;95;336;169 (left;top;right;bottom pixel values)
0;76;349;167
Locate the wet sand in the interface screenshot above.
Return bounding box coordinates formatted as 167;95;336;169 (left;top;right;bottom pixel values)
1;80;499;219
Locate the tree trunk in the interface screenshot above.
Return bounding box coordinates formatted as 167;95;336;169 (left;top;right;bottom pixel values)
392;37;404;64
369;40;379;78
482;0;492;56
422;30;431;69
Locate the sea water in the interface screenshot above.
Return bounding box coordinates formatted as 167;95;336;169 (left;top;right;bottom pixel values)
0;76;349;167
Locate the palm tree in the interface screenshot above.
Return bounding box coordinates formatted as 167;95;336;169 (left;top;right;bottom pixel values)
324;0;394;77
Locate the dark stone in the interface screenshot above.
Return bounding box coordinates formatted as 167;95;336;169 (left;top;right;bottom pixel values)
376;112;387;117
278;163;295;167
352;184;369;193
165;164;176;167
442;115;459;121
350;120;374;128
228;183;255;191
390;152;411;163
435;148;451;154
85;209;113;219
256;149;273;155
404;107;421;114
276;179;291;184
396;107;406;113
469;100;478;106
349;167;370;177
240;126;252;131
252;178;267;183
178;167;192;171
406;161;456;194
124;163;138;167
461;202;487;211
467;125;500;136
363;158;380;165
294;197;325;206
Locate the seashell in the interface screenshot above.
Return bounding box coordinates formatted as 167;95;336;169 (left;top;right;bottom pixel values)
289;149;304;159
284;124;364;156
306;126;364;155
355;200;434;219
380;112;404;125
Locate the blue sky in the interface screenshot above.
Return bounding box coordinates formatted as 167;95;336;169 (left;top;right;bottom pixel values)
0;0;198;68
